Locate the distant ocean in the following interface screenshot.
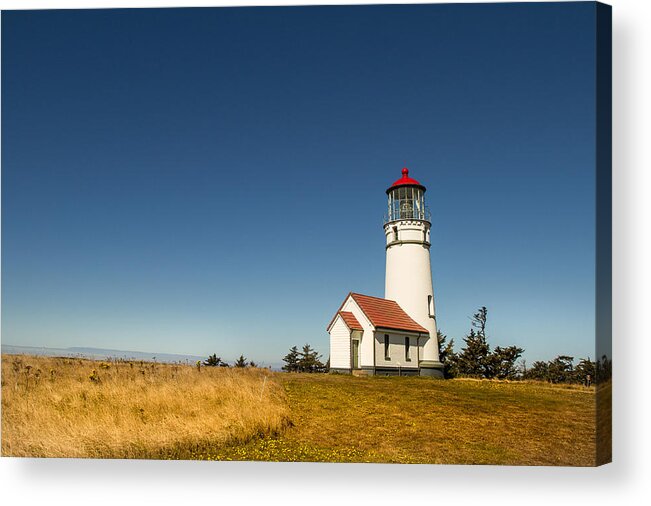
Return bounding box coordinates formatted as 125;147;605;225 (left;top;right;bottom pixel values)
1;344;281;369
1;344;205;364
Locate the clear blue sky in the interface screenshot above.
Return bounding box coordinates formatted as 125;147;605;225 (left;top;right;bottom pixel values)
2;3;598;367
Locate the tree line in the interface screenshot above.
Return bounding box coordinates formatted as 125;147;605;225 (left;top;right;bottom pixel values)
202;354;258;368
522;354;612;384
201;343;330;373
439;306;612;385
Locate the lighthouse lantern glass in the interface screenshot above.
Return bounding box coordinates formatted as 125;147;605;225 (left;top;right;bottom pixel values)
387;186;426;221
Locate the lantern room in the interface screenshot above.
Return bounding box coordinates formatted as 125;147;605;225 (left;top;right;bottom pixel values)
385;168;430;223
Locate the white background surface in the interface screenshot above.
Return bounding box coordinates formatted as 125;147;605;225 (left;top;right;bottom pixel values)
1;0;649;504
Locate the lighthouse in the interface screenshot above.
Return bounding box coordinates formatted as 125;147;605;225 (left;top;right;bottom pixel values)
384;168;443;377
327;167;444;378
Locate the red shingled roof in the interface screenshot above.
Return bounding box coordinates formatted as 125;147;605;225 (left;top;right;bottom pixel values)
338;311;363;331
350;293;428;334
326;292;429;334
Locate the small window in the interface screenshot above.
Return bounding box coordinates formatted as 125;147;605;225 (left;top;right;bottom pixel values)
428;295;434;317
405;337;411;361
384;334;390;360
392;226;398;242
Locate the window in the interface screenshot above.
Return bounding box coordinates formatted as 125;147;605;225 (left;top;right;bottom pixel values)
392;226;398;242
405;337;411;361
428;295;434;317
384;334;390;360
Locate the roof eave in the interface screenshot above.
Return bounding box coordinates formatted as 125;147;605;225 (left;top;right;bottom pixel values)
375;326;429;335
385;183;427;195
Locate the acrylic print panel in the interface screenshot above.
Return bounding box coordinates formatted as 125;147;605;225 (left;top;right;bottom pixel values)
1;2;611;465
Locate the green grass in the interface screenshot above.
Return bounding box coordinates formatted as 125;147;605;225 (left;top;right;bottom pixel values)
203;374;597;466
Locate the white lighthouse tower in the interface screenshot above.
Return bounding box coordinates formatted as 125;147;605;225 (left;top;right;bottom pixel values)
326;167;444;377
384;168;444;377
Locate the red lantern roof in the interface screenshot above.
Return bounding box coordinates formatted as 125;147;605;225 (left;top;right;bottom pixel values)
386;167;426;194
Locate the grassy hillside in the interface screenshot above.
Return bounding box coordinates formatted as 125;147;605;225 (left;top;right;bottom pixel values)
2;354;597;465
209;374;597;466
1;355;289;458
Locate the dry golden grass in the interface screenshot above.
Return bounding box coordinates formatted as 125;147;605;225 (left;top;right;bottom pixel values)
1;354;290;459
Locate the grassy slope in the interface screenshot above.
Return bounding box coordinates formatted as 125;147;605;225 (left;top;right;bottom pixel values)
2;354;597;465
209;374;596;466
2;355;290;458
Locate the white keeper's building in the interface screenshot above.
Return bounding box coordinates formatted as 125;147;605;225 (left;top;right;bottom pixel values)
327;168;444;377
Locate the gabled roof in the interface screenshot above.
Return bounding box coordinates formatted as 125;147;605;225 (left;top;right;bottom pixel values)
338;311;363;331
350;293;428;334
327;292;428;334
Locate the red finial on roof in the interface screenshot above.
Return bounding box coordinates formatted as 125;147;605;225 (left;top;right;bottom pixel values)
386;167;426;194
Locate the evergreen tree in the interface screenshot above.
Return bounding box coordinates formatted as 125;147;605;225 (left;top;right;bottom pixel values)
487;345;524;380
437;330;458;379
298;344;326;373
234;355;248;368
516;358;527;380
438;307;525;380
472;307;488;339
456;328;490;378
455;307;492;377
249;360;258;368
203;354;226;367
282;346;300;372
575;357;596;385
547;355;574;383
524;360;550;381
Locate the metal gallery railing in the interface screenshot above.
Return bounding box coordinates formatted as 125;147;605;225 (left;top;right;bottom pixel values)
383;206;431;224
